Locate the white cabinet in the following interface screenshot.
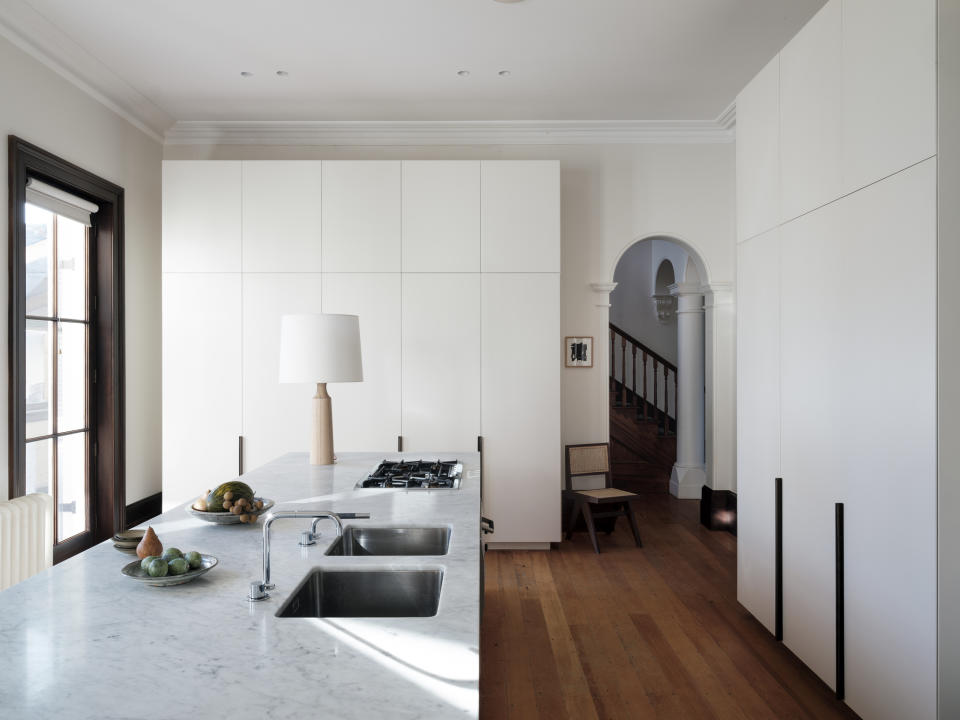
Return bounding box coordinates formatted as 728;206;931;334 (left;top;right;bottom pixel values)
162;162;241;272
241;274;323;473
161;273;242;510
402;161;480;272
242;161;322;272
735;229;780;634
779;0;842;222
736;56;780;243
481;161;560;272
322;273;402;452
841;0;936;195
401;274;481;453
322;161;401;272
482;274;561;544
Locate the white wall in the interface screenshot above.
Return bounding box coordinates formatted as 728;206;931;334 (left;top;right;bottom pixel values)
0;35;162;504
164;142;736;486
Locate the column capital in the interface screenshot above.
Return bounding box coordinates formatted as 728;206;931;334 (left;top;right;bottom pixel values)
702;282;734;309
667;281;703;297
590;282;618;307
669;282;704;314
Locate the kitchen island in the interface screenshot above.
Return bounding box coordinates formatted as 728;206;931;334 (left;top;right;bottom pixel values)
0;452;481;719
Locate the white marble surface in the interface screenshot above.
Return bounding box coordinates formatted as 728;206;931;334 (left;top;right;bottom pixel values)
0;453;481;719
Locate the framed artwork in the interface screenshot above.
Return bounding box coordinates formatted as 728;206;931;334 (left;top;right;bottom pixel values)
565;336;593;368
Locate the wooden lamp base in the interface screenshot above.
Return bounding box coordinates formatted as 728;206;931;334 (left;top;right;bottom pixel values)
311;382;335;465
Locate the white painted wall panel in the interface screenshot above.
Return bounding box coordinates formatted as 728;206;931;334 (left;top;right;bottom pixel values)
735;228;780;634
482;273;561;544
401;274;481;453
321;161;401;272
242;161;322;272
402;161;480;272
842;0;936;194
736;55;780;242
481;161;560;273
162;162;241;272
322;273;402;453
779;0;842;222
241;274;323;473
162;274;241;509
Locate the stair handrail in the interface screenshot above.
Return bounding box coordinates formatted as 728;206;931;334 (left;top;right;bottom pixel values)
608;323;676;374
609;323;677;430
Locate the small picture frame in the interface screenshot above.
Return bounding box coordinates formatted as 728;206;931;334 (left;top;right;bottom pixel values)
565;336;593;368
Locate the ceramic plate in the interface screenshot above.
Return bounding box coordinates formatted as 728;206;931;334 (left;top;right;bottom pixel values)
185;498;274;525
114;529;145;542
121;554;218;587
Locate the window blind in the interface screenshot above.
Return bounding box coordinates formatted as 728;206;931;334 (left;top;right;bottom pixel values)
25;178;99;227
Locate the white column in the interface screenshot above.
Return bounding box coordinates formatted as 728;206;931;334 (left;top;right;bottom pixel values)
704;283;736;492
669;282;706;498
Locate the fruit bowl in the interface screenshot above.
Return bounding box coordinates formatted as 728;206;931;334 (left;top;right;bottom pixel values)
121;554;218;587
185;498;274;525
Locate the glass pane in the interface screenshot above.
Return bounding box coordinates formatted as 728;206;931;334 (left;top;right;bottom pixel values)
25;319;53;438
57;216;87;320
24;203;53;316
25;438;52;496
57;433;88;542
57;322;87;432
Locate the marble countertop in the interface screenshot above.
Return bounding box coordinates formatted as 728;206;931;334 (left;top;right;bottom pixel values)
0;452;481;719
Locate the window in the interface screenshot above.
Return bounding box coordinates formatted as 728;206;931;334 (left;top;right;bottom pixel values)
8;137;125;563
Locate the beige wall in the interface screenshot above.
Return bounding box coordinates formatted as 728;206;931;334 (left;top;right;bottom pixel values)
0;35;162;504
165;142;736;481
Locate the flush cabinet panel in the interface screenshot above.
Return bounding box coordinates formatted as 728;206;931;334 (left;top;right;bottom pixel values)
321;161;401;272
481;161;560;273
735;228;780;634
401;274;481;453
482;273;561;544
162;273;242;509
242;161;322;272
162;161;241;272
402;161;480;272
736;55;780;243
321;273;402;453
241;274;323;474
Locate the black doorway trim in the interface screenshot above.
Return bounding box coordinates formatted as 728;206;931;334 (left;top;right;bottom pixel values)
8;136;126;561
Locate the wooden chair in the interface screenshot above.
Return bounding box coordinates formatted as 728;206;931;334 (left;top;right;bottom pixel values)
564;443;642;553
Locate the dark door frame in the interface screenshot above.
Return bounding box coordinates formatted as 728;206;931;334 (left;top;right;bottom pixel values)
8;136;126;562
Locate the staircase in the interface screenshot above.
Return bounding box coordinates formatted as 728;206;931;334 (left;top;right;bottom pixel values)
608;324;677;494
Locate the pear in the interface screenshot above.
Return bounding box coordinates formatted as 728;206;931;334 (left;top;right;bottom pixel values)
136;526;163;560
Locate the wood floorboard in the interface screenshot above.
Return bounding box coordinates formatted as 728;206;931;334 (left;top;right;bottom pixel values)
480;493;861;720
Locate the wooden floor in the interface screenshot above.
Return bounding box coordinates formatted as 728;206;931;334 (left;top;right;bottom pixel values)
480;494;860;720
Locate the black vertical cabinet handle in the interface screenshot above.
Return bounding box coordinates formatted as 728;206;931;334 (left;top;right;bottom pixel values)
397;436;403;452
775;477;783;642
835;502;845;701
238;436;244;476
477;436;484;500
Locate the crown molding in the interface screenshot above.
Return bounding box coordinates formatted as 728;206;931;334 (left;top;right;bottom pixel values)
0;2;171;143
164;116;735;146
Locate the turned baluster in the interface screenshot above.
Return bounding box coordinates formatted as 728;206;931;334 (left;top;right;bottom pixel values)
610;329;615;393
631;345;637;408
673;371;678;435
620;337;627;406
642;352;648;422
663;363;669;432
653;358;659;424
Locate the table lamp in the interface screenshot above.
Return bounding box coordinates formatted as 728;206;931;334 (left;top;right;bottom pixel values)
279;313;363;465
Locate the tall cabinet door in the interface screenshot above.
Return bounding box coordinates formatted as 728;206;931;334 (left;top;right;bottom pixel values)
322;273;401;452
482;273;561;544
241;274;323;473
162;274;241;510
736;229;781;634
401;274;480;453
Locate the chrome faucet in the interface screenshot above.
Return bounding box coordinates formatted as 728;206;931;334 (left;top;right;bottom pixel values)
247;510;370;602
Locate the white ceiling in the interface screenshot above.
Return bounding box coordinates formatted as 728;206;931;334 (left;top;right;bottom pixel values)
0;0;824;138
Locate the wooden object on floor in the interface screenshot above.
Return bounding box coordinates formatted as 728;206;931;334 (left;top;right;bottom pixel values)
480;493;862;720
564;443;642;553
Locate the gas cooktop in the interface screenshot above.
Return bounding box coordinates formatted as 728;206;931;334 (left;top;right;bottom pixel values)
358;459;462;489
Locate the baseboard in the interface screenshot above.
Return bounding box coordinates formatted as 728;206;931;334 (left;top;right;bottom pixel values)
700;485;737;535
125;492;162;529
486;541;552;551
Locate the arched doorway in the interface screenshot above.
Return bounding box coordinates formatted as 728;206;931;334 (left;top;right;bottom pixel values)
609;236;708;498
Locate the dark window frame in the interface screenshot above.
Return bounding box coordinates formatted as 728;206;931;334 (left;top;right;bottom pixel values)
8;136;126;563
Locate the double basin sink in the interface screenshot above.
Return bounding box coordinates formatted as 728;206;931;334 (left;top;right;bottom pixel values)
276;526;451;619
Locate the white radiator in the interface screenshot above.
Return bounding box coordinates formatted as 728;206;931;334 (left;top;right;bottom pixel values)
0;493;54;592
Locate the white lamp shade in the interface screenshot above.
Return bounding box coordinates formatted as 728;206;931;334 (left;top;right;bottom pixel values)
279;314;363;384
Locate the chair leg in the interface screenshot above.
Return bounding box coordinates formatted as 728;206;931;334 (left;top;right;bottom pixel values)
565;498;581;540
581;503;601;554
624;500;643;548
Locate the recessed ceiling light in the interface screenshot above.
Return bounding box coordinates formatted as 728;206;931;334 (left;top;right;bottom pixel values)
276;70;289;77
457;70;470;77
240;71;253;77
498;70;511;77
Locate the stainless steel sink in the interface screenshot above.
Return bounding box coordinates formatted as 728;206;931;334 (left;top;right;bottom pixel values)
325;526;451;556
275;568;443;618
